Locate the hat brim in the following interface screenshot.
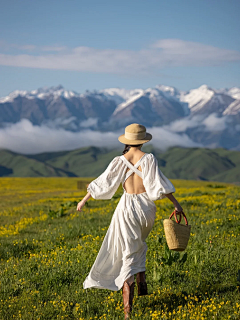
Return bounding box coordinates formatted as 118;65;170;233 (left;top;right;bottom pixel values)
118;132;152;145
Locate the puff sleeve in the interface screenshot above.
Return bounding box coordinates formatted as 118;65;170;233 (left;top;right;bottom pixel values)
87;156;124;200
142;153;175;201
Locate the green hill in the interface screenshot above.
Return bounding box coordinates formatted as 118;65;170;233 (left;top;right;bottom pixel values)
157;147;236;181
0;145;239;184
0;150;74;177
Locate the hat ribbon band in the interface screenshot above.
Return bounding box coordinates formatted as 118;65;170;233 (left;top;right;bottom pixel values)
125;131;146;140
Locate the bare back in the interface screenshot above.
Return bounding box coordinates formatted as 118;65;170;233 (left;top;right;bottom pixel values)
122;150;147;194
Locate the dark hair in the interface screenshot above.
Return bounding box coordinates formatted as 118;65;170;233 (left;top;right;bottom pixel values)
122;144;143;155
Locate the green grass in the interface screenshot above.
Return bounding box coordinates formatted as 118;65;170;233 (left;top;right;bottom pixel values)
0;178;240;319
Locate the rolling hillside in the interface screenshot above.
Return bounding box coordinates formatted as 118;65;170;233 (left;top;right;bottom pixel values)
0;145;239;184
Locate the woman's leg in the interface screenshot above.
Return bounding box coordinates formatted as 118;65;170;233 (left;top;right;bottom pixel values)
122;275;135;319
136;271;148;296
125;275;134;286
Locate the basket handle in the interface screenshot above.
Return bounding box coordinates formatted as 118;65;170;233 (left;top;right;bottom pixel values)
169;209;188;226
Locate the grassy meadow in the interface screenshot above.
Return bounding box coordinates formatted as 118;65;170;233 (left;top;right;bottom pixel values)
0;177;240;319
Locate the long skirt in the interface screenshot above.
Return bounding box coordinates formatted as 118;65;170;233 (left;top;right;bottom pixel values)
83;190;156;291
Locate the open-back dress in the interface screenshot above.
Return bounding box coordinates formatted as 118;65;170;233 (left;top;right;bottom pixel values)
83;152;175;291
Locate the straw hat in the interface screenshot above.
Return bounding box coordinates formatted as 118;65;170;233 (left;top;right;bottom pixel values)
118;123;152;145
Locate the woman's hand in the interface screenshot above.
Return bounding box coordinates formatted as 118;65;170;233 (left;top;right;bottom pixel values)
165;193;183;212
76;200;85;212
76;192;92;212
174;203;183;213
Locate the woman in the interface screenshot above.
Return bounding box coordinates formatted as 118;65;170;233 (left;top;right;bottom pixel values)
76;123;183;319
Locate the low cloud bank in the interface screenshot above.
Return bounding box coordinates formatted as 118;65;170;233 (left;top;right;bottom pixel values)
165;112;230;132
0;113;231;154
0;118;204;154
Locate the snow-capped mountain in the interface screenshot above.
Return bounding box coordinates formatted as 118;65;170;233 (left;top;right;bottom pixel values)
0;84;188;129
0;85;80;103
223;99;240;116
109;86;187;128
179;84;235;115
0;84;240;150
218;87;240;100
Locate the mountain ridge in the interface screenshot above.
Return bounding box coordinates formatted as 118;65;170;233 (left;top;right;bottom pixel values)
0;84;240;151
0;145;239;184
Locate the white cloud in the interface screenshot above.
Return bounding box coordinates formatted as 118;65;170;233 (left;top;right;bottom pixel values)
163;112;230;133
79;117;99;128
0;41;37;51
41;117;79;130
151;39;240;65
202;113;229;131
0;39;239;75
148;126;204;150
0;41;67;53
0;118;203;154
164;114;206;132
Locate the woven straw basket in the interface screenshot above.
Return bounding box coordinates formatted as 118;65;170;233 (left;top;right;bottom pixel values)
163;210;191;251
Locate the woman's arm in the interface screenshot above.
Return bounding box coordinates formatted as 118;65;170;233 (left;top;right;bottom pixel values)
165;193;183;212
76;191;92;212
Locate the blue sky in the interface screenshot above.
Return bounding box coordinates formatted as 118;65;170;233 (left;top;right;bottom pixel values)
0;0;239;97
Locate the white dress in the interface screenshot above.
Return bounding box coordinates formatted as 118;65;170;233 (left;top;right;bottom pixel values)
83;152;175;291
